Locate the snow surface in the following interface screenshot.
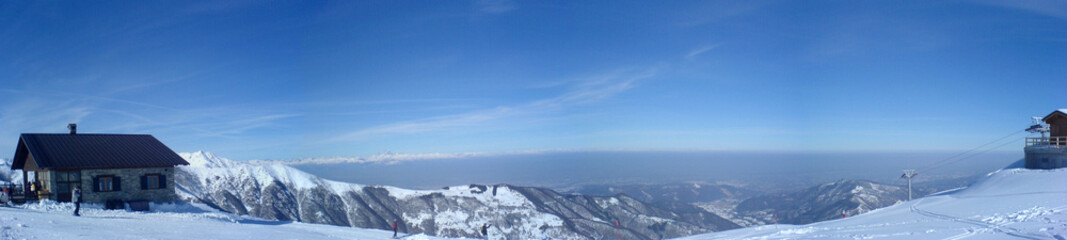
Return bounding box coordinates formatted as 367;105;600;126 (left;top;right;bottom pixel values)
675;167;1067;239
0;200;466;240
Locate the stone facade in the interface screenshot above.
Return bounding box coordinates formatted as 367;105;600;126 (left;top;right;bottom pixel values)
77;167;180;203
1025;146;1067;169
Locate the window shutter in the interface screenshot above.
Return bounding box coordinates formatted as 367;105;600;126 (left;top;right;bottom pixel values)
114;176;122;191
93;177;100;192
140;176;148;190
159;175;167;189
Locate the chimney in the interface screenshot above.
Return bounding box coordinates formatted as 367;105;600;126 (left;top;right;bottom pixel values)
68;123;77;135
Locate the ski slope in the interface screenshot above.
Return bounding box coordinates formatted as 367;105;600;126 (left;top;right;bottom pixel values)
676;166;1067;239
0;200;466;240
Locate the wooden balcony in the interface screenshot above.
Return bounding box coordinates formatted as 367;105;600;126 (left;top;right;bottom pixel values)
1026;136;1067;147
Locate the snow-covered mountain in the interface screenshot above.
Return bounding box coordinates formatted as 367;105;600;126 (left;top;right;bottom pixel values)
0;158;21;185
731;179;908;225
174;151;739;239
676;164;1067;239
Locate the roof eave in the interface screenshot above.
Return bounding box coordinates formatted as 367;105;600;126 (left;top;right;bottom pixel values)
11;136;32;170
1042;109;1067;123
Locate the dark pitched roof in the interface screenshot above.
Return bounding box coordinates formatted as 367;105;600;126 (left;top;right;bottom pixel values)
1044;109;1067;123
12;134;189;170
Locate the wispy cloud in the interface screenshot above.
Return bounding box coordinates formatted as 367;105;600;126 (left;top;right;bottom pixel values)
676;2;766;27
206;113;301;137
0;83;299;152
324;68;658;143
104;69;213;95
977;0;1067;20
0;97;93;151
299;98;478;108
685;44;720;60
249;150;507;165
246;148;660;166
475;0;517;14
0;98;92;133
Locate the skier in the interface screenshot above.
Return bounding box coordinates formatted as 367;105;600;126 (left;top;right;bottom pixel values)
480;223;491;239
73;185;82;216
0;187;8;205
392;220;398;238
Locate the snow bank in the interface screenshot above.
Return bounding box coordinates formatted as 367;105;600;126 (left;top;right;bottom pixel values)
957;167;1067;197
0;199;466;240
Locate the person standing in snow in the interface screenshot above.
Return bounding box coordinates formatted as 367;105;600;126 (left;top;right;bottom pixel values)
72;185;82;216
392;220;398;238
480;223;491;239
1;187;8;205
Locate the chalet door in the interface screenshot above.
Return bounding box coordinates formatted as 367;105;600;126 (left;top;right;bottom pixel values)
54;171;81;202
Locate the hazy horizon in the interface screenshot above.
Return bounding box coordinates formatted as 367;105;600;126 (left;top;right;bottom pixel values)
291;150;1020;191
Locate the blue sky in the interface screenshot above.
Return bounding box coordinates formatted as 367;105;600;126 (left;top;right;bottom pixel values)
1;1;1065;161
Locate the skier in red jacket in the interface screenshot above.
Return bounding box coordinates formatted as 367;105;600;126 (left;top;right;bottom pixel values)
392;220;398;238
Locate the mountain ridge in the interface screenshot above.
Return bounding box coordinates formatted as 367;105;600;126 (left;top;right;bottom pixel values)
175;151;739;239
732;179;908;225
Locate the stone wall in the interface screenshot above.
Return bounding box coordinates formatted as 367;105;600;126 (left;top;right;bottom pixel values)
1025;146;1067;169
80;167;180;203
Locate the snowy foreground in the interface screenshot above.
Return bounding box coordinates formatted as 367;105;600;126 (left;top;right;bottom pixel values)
676;167;1067;239
0;201;465;240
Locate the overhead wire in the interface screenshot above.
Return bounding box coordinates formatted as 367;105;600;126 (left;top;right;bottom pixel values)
915;129;1026;173
921;136;1024;172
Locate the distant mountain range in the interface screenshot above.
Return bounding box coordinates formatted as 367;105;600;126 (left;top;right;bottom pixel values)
174;152;739;239
733;179;909;224
565;179;923;227
565;182;761;205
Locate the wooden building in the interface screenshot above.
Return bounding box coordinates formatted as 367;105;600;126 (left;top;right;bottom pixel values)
1025;109;1067;169
1045;109;1067;139
9;125;189;204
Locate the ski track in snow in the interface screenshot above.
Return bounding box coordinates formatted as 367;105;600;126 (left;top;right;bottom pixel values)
909;198;1054;240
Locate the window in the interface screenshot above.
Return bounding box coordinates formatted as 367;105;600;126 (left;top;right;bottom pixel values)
55;171;80;194
141;174;166;190
94;175;121;192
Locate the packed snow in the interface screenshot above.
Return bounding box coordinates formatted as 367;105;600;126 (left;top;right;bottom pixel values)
0;200;464;240
675;165;1067;239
